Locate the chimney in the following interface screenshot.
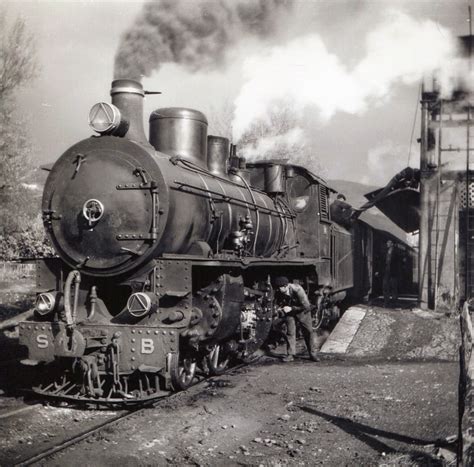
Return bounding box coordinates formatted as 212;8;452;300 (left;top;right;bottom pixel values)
110;79;151;148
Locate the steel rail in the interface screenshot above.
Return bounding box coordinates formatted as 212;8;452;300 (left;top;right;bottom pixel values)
13;360;252;467
0;404;42;420
14;409;133;467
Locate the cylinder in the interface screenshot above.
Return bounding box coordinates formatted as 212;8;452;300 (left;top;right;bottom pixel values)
264;164;285;193
207;135;230;176
149;108;208;169
110;79;150;147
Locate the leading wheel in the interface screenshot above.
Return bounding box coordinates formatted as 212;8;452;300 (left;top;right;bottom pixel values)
206;344;230;376
170;352;197;391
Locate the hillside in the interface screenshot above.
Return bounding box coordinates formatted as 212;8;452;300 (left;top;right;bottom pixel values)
328;179;379;209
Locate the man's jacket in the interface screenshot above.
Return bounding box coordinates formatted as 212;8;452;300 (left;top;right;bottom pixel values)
276;283;311;314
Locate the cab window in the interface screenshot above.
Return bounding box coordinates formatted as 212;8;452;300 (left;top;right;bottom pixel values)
288;175;312;212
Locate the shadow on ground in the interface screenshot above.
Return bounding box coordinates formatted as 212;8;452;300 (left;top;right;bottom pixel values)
299;405;454;466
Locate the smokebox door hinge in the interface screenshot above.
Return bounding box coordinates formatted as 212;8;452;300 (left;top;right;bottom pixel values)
42;210;62;222
116;167;158;191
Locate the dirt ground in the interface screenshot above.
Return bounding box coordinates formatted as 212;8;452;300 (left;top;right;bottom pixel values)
0;286;461;467
33;357;458;467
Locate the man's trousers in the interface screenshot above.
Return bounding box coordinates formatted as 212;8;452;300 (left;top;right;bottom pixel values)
286;310;316;356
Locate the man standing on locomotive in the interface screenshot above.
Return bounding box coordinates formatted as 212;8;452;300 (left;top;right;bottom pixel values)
383;240;401;307
274;276;320;362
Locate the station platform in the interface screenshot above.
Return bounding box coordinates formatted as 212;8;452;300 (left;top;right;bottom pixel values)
320;299;459;360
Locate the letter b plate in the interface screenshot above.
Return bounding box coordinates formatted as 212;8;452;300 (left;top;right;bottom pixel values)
141;338;155;354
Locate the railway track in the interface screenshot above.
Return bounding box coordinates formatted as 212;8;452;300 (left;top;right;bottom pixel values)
12;361;253;466
0;403;42;420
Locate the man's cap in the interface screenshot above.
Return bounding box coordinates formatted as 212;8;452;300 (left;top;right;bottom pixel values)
275;276;289;287
337;193;346;201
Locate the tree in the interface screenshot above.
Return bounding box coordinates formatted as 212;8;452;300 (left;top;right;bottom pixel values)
237;103;325;176
206;100;234;141
0;13;37;99
0;11;53;260
207;100;325;176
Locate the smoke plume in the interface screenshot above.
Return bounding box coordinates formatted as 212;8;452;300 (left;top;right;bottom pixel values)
232;10;459;140
114;0;291;80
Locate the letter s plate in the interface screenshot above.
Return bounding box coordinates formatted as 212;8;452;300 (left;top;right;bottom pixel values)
36;334;49;349
18;324;55;362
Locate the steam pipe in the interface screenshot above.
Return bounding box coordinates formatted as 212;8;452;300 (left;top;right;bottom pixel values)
418;85;429;309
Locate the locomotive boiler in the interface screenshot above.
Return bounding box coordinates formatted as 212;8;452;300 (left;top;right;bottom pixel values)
18;79;353;404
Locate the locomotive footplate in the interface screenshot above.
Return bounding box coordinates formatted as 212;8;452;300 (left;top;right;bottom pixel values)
18;322;180;406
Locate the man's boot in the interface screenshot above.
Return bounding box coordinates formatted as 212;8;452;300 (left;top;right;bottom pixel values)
282;355;294;362
310;353;320;362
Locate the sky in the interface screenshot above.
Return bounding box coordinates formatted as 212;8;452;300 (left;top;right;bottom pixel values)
4;0;473;186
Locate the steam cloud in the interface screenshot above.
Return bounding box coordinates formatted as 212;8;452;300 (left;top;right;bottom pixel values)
232;10;459;140
114;0;291;80
115;3;466;172
240;127;306;161
361;140;418;186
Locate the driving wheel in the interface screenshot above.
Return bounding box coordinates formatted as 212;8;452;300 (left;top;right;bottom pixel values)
206;344;230;376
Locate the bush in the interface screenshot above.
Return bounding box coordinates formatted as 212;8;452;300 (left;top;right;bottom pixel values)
0;213;54;260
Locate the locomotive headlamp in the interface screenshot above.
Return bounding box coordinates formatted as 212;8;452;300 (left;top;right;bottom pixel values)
126;292;153;318
35;292;56;316
88;102;126;135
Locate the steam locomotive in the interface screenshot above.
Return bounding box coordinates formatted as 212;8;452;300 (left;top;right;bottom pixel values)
17;79;407;405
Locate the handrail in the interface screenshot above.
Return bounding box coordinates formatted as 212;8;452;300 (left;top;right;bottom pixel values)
172;180;295;219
